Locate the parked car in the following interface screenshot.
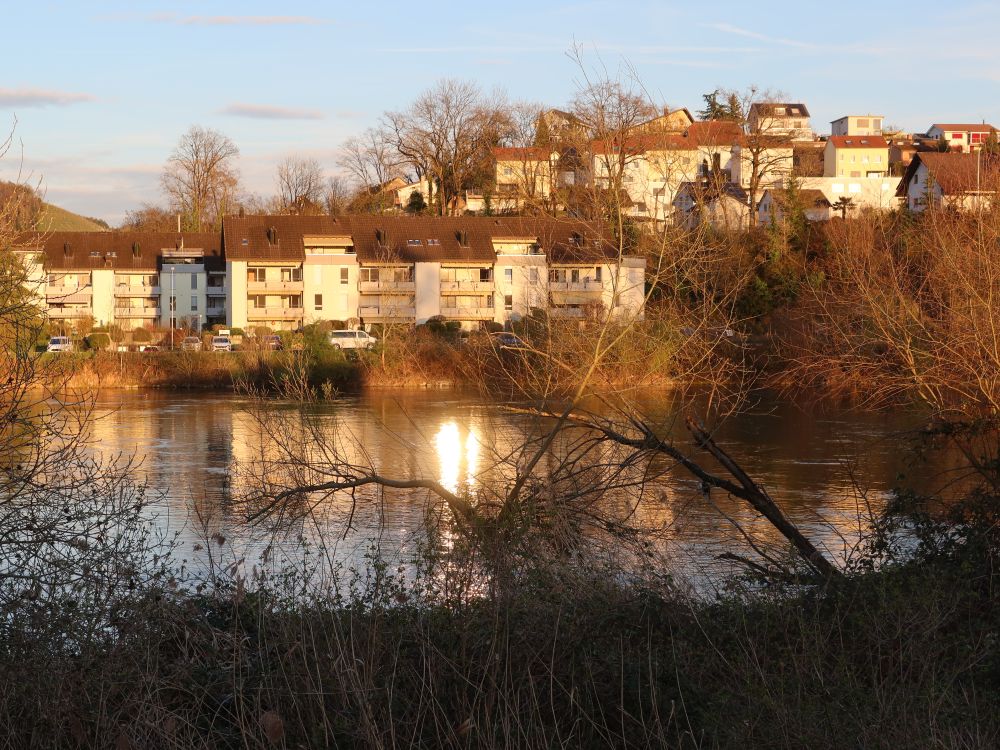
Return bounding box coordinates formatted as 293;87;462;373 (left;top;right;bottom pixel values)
46;336;74;353
140;345;160;353
211;336;232;352
328;329;378;350
263;334;283;351
180;336;203;352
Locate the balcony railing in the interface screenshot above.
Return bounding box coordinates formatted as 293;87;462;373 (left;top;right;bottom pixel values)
548;280;604;292
247;307;303;320
46;291;92;305
207;287;227;296
359;280;416;293
117;308;159;318
440;280;494;292
46;285;90;296
46;307;93;318
359;305;416;318
247;280;303;292
549;307;586;319
440;305;496;319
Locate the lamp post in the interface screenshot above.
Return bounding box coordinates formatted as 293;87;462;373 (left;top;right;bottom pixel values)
170;266;175;350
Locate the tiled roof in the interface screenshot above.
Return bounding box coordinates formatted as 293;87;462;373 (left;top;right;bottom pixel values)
902;152;1000;195
16;231;222;271
750;102;811;118
827;135;889;149
493;147;553;161
222;215;624;264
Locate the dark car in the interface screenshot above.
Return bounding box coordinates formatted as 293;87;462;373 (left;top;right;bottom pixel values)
264;335;283;351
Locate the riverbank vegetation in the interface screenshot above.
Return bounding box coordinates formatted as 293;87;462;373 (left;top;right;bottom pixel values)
4;76;1000;748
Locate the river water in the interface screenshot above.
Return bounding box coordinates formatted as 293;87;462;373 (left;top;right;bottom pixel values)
88;389;932;586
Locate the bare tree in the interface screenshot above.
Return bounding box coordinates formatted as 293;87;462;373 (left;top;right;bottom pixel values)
161;125;240;231
338;127;402;190
384;79;512;215
119;203;178;232
324;175;352;215
276;156;325;214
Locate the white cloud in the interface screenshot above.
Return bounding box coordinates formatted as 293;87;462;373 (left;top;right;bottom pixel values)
219;103;325;120
0;88;95;107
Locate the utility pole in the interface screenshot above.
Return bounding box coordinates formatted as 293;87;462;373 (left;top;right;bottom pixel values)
170;266;175;349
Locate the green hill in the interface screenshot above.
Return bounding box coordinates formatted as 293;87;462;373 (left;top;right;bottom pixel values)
36;203;109;232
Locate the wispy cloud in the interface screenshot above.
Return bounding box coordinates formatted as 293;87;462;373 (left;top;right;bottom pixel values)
706;23;815;50
150;14;328;26
0;88;95;107
219;103;324;120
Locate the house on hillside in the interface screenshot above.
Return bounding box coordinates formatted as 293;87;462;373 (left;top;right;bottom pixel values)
672;181;749;230
830;114;885;137
925;123;998;153
747;102;812;140
492;147;560;211
823;136;890;178
633;107;696;134
898;152;1000;211
758;188;831;223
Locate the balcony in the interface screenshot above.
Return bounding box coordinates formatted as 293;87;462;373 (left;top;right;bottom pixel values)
115;285;161;297
440;280;494;293
247;307;303;320
247;280;303;292
359;280;415;293
440;305;496;319
359;305;416;319
549;280;604;293
206;285;226;296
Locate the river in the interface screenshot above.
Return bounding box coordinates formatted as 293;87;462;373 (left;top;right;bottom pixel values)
88;389;933;587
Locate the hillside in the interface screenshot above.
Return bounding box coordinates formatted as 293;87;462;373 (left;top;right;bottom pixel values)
36;203;108;232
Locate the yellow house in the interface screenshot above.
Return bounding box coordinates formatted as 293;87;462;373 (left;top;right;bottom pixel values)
823;136;889;178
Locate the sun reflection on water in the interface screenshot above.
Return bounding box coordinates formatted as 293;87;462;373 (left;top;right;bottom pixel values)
435;421;480;495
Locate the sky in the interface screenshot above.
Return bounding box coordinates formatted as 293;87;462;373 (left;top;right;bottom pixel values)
2;0;999;224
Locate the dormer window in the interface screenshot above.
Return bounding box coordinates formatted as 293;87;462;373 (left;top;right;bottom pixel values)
407;239;423;246
89;251;100;257
427;238;440;246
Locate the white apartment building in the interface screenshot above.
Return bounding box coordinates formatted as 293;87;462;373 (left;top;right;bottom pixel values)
17;217;646;336
830;115;884;137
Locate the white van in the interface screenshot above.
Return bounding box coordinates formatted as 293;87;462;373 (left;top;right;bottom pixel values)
327;330;378;350
47;336;74;353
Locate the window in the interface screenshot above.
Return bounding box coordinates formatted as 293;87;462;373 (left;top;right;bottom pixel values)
191;296;198;311
479;268;492;282
549;269;566;283
190;274;197;290
504;294;513;311
858;118;869;128
504;268;513;283
571;269;580;283
169;296;176;311
594;267;602;282
529;268;539;283
427;238;440;246
250;295;266;309
360;267;380;283
407;239;423;247
340;267;349;285
248;267;266;283
315;294;323;311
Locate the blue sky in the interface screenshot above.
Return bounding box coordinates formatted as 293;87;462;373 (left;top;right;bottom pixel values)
3;0;998;223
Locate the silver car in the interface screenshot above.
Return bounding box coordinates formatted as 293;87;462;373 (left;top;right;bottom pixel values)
180;336;203;352
47;336;74;353
327;330;378;350
211;336;232;352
